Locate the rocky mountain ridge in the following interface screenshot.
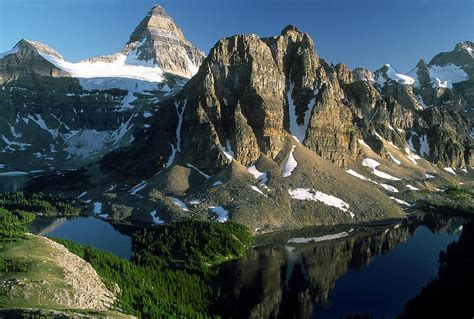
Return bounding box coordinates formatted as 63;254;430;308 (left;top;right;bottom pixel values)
25;25;472;232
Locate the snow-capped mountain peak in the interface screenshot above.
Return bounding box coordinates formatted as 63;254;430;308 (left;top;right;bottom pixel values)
122;4;204;78
15;39;64;60
374;64;415;87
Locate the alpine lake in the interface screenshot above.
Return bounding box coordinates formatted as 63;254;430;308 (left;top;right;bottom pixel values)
2;173;468;318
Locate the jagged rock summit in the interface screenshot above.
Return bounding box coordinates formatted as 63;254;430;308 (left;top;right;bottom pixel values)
122;4;204;78
0;4;204;172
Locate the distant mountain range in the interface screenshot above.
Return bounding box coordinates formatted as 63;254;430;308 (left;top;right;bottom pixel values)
1;5;472;232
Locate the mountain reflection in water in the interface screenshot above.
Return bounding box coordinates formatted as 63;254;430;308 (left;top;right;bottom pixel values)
215;213;464;319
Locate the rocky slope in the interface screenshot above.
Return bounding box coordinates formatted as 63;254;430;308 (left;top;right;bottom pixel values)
0;234;130;317
0;5;199;172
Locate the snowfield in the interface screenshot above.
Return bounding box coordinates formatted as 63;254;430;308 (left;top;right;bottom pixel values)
247;165;268;184
443;167;457;175
287;82;314;143
429;64;468;89
210;206;229;223
376;64;415;86
362;158;401;181
389;197;411;207
150;210;165;224
40;52;164;82
346;169;368;180
387;151;401;165
171;198;189;211
129;180;147;196
380;183;399;193
288;188;354;218
282;145;298;177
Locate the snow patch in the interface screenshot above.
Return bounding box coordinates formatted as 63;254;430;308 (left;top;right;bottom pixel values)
287;82;314;142
187;163;211;179
93;202;102;215
171;198;189;211
419;134;430;157
212;181;223;187
387;151;401;165
250;185;266;196
406;185;420;191
358;139;374;152
0;171;28;176
429;64;468;89
281;145;297;177
166;99;186;167
362;158;401;181
218;142;234;161
443;167;457;175
389;197;411;206
225;139;234;158
150;210;165;224
288;188;354;218
380;184;399;193
130;180;147;195
405;139;420;165
377;64;415;86
346;169;368;180
210;206;229;223
247;165;268;184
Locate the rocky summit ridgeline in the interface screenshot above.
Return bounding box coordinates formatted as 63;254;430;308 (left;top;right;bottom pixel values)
0;5;202;172
1;5;473;232
102;26;472;177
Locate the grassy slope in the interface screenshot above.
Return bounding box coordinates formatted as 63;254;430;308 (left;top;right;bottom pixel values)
0;235;128;317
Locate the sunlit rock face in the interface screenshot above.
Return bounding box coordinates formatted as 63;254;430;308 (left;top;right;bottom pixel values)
123;4;204;78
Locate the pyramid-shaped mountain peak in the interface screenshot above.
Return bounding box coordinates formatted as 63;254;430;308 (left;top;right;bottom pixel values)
123;4;204;78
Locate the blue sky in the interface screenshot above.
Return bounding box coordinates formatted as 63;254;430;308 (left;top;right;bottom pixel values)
1;0;473;72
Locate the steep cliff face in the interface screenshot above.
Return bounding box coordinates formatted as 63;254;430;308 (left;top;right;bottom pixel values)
145;26;365;172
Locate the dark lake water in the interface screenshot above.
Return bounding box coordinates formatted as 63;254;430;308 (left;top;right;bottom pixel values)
28;217;133;259
216;213;464;319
